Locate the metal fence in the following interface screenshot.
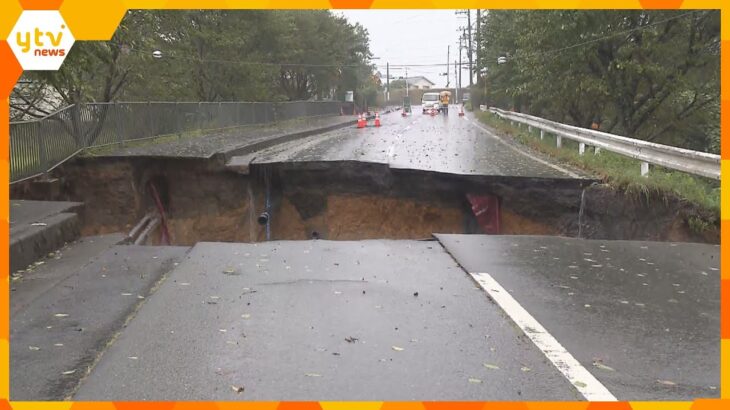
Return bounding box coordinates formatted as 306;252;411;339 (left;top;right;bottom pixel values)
488;107;720;180
10;101;344;183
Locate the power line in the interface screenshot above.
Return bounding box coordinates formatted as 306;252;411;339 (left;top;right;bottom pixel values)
494;10;705;60
125;10;702;70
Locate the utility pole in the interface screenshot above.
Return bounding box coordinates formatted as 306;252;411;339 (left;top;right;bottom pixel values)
475;10;480;80
405;66;409;97
454;60;458;102
386;62;390;103
467;10;473;87
459;30;464;97
446;45;450;87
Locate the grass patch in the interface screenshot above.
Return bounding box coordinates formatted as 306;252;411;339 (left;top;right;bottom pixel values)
476;111;720;213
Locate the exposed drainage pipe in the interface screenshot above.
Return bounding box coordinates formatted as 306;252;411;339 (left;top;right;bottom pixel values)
264;173;271;241
127;213;154;244
258;169;271;241
134;218;161;245
257;212;270;226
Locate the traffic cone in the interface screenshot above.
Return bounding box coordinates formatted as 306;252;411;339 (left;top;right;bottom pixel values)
459;105;465;117
357;113;365;128
374;112;381;127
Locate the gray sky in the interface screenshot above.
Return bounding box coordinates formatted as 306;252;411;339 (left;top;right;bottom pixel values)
336;9;466;88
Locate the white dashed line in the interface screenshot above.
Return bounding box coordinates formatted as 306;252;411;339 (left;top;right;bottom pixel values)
469;271;617;401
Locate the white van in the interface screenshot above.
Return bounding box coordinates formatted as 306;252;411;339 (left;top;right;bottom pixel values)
421;92;440;113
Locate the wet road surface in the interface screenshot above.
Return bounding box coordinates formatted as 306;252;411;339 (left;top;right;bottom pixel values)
236;106;580;178
74;240;582;401
11;242;189;400
436;234;720;400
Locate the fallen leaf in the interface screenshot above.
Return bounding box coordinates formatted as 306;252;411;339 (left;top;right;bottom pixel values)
121;293;133;296
592;361;615;371
574;381;587;388
468;378;483;384
521;366;531;372
54;313;69;318
391;345;404;351
657;379;677;386
31;223;48;226
62;369;76;375
345;336;358;343
305;373;322;377
241;314;251;319
54;343;63;347
483;363;500;370
231;385;245;393
29;346;40;351
128;356;138;360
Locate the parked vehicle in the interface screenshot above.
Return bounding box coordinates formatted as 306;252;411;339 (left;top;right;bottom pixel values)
421;92;440;113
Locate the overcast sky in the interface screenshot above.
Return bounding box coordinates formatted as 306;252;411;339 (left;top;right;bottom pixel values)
336;9;466;88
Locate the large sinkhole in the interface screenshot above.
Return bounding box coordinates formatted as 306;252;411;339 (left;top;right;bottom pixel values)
29;158;717;244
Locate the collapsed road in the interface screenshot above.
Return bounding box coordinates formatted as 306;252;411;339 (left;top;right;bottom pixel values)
9;107;720;401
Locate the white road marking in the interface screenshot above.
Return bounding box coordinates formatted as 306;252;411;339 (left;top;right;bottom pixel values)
387;145;395;159
469;271;617;401
467;118;581;178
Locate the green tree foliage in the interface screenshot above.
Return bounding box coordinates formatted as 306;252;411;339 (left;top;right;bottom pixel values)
477;10;720;153
11;10;375;118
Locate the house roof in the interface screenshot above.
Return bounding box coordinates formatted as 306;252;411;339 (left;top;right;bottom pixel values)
404;76;435;85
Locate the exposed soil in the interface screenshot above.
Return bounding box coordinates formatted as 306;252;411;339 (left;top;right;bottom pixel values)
579;183;720;243
10;157;718;245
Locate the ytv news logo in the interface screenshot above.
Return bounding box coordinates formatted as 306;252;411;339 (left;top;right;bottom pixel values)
9;10;75;71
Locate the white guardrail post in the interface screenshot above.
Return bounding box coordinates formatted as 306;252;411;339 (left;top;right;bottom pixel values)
487;107;720;180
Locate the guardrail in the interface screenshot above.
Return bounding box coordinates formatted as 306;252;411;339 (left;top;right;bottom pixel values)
10;100;345;183
488;107;720;180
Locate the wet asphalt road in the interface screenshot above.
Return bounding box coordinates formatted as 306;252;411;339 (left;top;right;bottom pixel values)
74;240;582;401
242;106;578;178
69;235;721;401
11;240;188;400
436;234;720;400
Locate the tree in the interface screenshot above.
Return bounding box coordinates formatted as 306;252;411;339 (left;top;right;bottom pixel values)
10;10;376;146
477;10;720;152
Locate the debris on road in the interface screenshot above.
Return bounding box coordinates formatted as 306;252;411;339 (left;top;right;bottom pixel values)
231;385;245;393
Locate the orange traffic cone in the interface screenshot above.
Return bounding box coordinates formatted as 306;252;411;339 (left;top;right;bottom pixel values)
459;105;465;117
374;112;381;127
357;113;365;128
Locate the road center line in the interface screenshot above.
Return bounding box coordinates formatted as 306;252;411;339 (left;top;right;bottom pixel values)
468;271;617;401
467;118;581;178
